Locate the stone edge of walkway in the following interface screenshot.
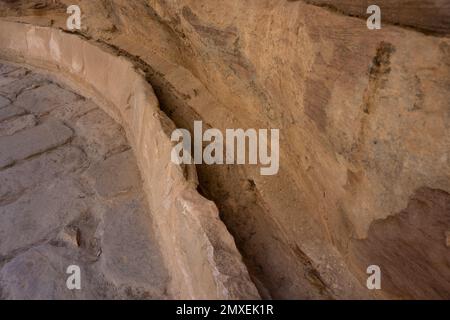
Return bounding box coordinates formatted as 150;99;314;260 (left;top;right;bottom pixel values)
0;20;260;300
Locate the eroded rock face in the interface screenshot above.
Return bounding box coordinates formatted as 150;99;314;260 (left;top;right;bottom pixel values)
0;0;449;299
0;64;169;299
349;188;450;299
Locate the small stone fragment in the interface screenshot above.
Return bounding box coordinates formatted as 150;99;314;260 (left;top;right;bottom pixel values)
54;226;81;248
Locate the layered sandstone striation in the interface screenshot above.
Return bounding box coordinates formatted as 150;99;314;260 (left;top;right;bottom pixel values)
0;0;449;299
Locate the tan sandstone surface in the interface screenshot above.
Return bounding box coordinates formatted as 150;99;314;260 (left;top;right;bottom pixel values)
0;0;449;300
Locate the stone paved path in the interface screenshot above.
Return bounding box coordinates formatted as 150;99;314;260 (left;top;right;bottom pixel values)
0;62;169;299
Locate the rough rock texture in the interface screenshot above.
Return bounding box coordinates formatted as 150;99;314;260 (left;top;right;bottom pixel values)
0;21;259;300
0;64;169;299
304;0;450;35
349;188;450;299
0;0;449;299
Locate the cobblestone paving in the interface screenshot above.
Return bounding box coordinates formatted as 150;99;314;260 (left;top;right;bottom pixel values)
0;63;169;299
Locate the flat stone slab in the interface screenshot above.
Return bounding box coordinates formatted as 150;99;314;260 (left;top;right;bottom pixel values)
0;178;87;256
0;120;73;169
0;64;20;75
0;244;119;300
15;83;79;116
73;109;129;160
0;95;10;108
0;245;82;300
0;77;17;88
0;73;51;100
85;150;141;198
0;105;24;122
0;62;169;299
0;146;86;206
48;99;98;122
100;195;169;297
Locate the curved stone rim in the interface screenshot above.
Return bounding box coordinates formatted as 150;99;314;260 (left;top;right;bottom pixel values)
0;20;259;300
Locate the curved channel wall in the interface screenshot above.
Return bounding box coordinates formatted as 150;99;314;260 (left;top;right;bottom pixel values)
0;20;259;299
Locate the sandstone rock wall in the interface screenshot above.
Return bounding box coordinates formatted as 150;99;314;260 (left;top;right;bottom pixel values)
74;0;449;299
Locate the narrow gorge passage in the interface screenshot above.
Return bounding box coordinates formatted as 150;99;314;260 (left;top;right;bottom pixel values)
0;63;169;299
